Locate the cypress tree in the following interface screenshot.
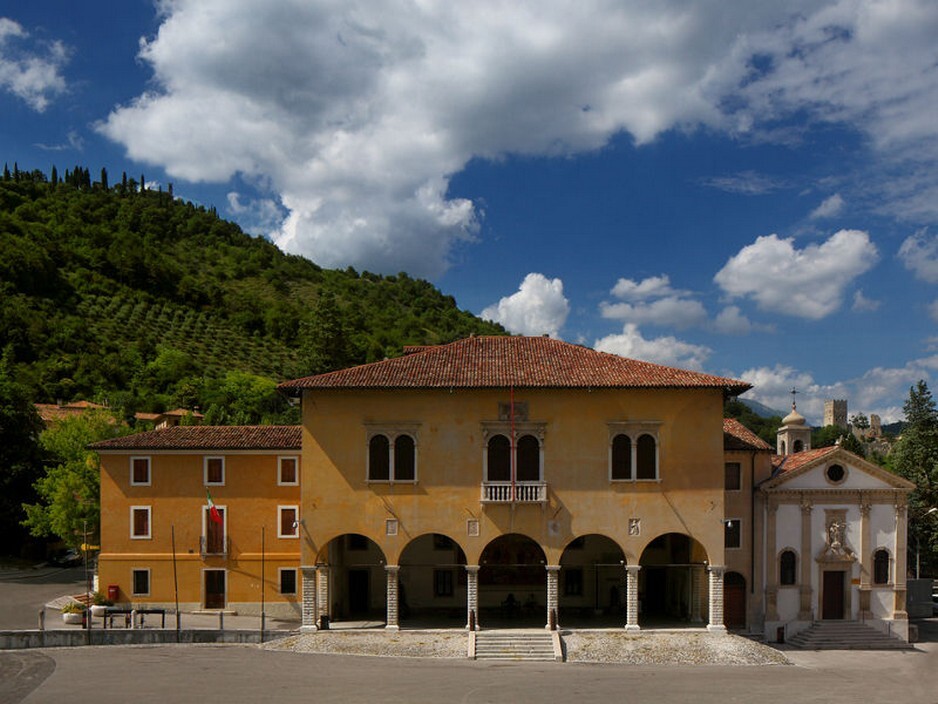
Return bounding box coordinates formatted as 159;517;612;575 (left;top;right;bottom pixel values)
100;167;109;190
50;165;58;187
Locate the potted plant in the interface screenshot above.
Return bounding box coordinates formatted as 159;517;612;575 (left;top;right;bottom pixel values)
90;592;114;618
61;601;86;625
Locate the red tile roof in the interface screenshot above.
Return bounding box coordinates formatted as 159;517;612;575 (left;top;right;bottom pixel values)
723;418;773;451
280;336;751;393
90;425;301;451
771;446;838;473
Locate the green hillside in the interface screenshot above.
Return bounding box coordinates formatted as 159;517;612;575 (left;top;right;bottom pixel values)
0;164;505;422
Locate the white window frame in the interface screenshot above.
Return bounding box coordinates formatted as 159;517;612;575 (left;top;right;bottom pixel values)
130;505;151;539
278;567;298;595
607;421;662;482
204;456;225;486
364;422;421;484
130;456;151;486
132;568;151;596
278;505;300;538
278;455;299;486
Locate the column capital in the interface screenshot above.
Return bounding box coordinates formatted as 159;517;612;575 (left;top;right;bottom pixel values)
300;565;319;574
625;564;642;575
545;564;561;573
384;564;400;574
465;565;480;574
800;501;813;515
707;564;726;576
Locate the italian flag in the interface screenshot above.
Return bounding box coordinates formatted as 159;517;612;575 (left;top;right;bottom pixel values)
206;490;223;524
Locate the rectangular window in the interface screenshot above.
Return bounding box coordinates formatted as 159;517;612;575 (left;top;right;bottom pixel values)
724;462;741;491
130;457;151;486
279;506;299;538
204;457;225;485
279;568;297;595
564;568;583;596
132;568;150;596
130;506;151;539
278;456;299;485
203;506;226;555
433;569;454;597
724;519;741;549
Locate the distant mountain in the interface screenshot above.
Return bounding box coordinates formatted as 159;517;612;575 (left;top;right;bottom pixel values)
740;398;785;419
0;165;505;421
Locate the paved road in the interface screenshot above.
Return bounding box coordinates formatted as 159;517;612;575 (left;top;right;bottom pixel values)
0;566;85;630
0;637;936;704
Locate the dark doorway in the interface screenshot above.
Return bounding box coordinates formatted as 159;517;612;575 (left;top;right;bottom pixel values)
478;534;546;626
204;570;225;609
348;569;370;615
637;533;708;626
822;570;845;619
723;571;746;629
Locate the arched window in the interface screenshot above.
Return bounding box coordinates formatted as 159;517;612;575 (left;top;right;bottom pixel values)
611;434;631;480
636;434;657;480
516;434;540;481
487;434;510;481
873;549;890;585
394;434;415;481
368;435;390;481
793;439;804;453
779;550;796;585
368;432;417;482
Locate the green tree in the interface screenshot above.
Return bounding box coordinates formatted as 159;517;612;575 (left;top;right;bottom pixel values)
0;347;44;555
891;381;938;576
839;431;866;457
812;424;846;448
299;291;356;375
22;411;129;549
851;413;870;431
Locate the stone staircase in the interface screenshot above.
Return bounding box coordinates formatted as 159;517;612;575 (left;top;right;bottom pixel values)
472;629;561;661
786;621;912;650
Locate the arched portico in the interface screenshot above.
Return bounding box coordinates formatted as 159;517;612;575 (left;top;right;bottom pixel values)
397;533;467;627
478;533;546;628
558;534;627;628
311;533;388;627
638;532;710;627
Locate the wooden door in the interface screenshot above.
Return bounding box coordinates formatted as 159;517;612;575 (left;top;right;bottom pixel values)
723;572;746;629
822;570;844;619
204;570;226;609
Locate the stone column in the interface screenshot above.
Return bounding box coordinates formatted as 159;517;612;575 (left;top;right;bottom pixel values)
625;565;641;631
707;565;726;632
300;565;318;632
893;503;909;620
317;565;330;624
859;500;872;618
798;500;814;621
385;565;400;631
765;499;779;621
466;565;480;630
545;565;560;630
691;565;705;622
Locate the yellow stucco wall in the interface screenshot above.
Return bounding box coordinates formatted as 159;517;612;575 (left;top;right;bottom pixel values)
301;386;728;568
98;451;300;613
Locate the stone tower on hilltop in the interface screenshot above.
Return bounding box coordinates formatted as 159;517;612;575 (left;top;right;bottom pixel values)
824;399;847;429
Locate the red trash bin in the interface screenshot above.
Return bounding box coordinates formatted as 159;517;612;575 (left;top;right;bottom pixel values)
107;584;119;601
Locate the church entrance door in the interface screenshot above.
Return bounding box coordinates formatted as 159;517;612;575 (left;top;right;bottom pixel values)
822;570;845;619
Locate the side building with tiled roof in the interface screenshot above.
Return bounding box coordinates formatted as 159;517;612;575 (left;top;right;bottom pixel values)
93;426;302;618
276;335;756;632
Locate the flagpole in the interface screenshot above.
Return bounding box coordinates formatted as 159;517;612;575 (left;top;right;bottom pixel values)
172;524;180;642
260;526;266;643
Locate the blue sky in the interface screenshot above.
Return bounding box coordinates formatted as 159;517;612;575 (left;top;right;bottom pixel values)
3;1;938;424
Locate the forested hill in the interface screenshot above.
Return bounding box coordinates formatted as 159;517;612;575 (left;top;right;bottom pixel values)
0;165;504;423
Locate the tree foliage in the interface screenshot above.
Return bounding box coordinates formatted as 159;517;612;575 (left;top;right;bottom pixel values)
723;398;782;446
890;381;938;576
22;411;130;549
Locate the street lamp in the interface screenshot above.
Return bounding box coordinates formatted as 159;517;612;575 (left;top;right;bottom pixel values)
914;507;938;579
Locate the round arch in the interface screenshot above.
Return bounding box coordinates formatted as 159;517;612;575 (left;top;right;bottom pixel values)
558;534;627;627
397;533;468;626
317;533;388;623
478;533;547;626
638;532;709;626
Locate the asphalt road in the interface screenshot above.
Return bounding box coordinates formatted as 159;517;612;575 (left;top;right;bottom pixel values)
0;636;934;704
0;566;85;630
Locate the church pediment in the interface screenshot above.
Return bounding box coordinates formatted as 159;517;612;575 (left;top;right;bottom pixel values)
763;446;914;492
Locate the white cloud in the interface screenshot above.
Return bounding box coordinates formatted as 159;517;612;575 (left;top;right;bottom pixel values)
713;230;878;319
610;275;685;301
851;290;880;313
898;229;938;283
227;192;287;235
481;273;569;337
0;18;68;111
594;323;711;370
714;306;760;334
927;300;938;323
700;170;788;195
600;297;708;330
97;1;938;276
810;193;844;219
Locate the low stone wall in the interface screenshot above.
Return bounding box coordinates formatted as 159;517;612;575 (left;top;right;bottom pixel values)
0;629;293;650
